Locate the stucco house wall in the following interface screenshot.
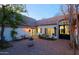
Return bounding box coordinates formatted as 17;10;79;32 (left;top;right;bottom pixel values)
37;25;58;39
0;27;31;41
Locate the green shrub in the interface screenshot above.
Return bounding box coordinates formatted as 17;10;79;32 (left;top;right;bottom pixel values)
38;34;57;41
38;34;49;39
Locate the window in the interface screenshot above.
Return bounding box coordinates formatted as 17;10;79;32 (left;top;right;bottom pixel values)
36;28;38;33
59;25;69;35
60;25;65;34
38;28;40;33
54;27;56;36
45;28;56;36
45;28;47;34
47;28;52;35
40;28;42;33
52;28;54;34
65;25;69;35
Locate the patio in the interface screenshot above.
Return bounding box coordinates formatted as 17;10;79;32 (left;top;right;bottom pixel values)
0;37;79;55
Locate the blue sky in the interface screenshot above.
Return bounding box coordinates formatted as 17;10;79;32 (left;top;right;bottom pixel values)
23;4;61;20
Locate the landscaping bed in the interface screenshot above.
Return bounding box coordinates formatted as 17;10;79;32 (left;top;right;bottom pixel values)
38;34;57;41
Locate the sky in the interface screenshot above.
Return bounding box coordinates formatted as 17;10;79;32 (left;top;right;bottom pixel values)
23;4;61;20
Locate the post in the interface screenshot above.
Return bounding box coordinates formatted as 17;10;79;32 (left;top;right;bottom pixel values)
57;21;59;39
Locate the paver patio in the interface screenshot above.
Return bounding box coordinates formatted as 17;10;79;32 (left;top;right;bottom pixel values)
0;37;79;55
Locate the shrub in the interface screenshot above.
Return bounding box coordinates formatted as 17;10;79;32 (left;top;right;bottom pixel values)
38;34;57;41
38;34;49;39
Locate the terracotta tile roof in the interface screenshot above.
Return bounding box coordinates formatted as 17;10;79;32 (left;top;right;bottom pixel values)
36;15;67;26
0;14;70;27
58;15;68;22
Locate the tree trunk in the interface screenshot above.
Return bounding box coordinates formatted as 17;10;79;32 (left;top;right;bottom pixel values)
69;4;76;55
0;24;5;41
77;15;79;45
75;5;79;45
0;5;6;42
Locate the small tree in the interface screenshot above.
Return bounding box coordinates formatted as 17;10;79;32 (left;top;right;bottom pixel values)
0;4;27;46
